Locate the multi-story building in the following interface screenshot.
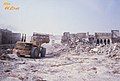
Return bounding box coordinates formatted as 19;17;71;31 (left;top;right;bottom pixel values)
0;29;21;45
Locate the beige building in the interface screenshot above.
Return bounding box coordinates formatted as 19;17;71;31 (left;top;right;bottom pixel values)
95;33;111;45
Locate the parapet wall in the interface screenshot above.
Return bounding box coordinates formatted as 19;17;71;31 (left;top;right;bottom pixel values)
95;33;111;39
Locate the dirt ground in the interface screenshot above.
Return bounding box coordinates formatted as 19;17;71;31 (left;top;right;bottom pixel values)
0;37;120;81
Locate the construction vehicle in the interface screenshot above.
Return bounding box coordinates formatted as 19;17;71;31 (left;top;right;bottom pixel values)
13;32;50;58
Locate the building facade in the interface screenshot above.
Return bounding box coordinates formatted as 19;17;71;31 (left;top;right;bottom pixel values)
0;29;21;45
95;33;111;45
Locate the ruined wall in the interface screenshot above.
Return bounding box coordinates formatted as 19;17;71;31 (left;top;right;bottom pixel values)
111;30;120;43
61;32;88;48
61;32;70;45
12;33;21;44
0;29;12;44
76;33;87;39
88;35;95;44
0;29;21;45
70;34;76;42
95;33;111;39
76;33;87;42
95;33;111;45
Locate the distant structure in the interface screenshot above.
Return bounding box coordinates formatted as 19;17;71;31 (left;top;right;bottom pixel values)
61;30;120;46
88;35;95;44
61;32;88;47
0;29;12;44
61;32;70;45
111;30;120;43
0;29;21;45
76;33;87;42
95;32;111;45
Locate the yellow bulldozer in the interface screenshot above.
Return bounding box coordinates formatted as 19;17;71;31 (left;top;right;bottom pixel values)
13;32;50;58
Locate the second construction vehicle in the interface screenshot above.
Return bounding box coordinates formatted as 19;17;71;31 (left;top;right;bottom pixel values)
13;32;50;58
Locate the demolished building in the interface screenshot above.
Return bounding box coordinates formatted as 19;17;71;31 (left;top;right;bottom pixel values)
111;30;120;43
0;29;12;44
61;32;71;45
61;30;120;47
0;29;21;45
76;33;87;42
61;32;88;48
0;29;21;50
95;32;111;45
88;35;95;44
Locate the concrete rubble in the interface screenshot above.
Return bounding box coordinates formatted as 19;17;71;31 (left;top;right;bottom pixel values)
0;35;120;81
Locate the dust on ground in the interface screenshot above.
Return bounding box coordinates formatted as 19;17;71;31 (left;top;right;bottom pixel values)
0;37;120;81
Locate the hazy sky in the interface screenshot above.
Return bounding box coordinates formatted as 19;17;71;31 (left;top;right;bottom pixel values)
0;0;120;35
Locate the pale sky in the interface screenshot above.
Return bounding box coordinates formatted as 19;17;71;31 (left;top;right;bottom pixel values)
0;0;120;35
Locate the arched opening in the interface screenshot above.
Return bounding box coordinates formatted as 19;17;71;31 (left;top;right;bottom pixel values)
97;39;99;44
104;39;106;45
100;39;103;44
107;39;110;44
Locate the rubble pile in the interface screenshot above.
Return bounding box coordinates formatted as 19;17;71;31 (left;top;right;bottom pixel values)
0;49;13;60
88;43;120;59
107;43;120;59
0;35;120;81
61;32;89;49
75;43;95;54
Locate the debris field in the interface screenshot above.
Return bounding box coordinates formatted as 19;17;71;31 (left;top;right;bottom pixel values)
0;36;120;81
